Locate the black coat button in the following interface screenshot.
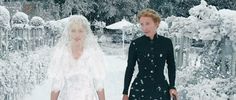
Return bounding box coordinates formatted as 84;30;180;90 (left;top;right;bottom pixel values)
151;47;154;50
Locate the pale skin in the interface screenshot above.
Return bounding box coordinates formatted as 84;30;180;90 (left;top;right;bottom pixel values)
122;16;178;100
51;23;105;100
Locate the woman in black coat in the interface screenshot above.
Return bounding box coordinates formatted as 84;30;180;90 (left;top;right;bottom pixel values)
122;9;178;100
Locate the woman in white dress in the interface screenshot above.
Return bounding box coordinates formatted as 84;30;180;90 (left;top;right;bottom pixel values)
48;15;106;100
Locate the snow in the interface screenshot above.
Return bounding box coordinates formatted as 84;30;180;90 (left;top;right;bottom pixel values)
18;44;235;100
198;21;220;41
0;47;51;100
57;16;70;29
12;12;29;24
105;19;135;30
30;16;45;26
98;35;112;43
93;20;106;28
165;0;236;41
165;16;190;38
156;21;169;37
23;80;51;100
189;0;218;20
44;21;63;33
218;9;236;41
1;0;236;100
218;9;236;20
175;51;236;100
158;21;168;30
0;6;10;28
11;24;30;29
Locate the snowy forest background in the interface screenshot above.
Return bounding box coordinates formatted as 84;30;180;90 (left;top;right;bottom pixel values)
0;0;236;100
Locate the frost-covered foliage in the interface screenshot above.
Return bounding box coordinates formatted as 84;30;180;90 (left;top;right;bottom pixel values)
0;6;10;28
93;20;106;28
189;0;218;20
44;21;63;46
166;0;236;41
178;78;230;100
0;14;65;100
218;9;236;41
165;0;236;73
30;16;45;27
8;24;30;52
189;0;222;41
178;73;236;99
176;52;236;99
165;16;199;39
162;1;236;99
12;12;29;24
61;0;97;17
0;6;10;58
0;47;51;100
60;0;149;22
156;21;169;37
44;21;62;33
186;1;235;79
9;19;31;52
122;24;143;40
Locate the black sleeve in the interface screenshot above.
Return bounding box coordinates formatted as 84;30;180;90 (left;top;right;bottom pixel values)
166;39;176;90
122;41;137;95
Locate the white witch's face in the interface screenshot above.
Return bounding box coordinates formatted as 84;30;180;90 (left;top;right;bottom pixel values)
68;23;86;46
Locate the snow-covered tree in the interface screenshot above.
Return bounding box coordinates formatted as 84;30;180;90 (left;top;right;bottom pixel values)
12;12;29;25
30;16;45;27
0;6;10;57
0;6;10;28
44;21;62;46
164;1;236;99
9;12;30;52
30;16;45;50
94;0;149;24
165;0;236;77
61;0;97;17
205;0;236;10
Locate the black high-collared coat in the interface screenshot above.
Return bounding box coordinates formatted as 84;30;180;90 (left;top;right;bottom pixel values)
123;34;176;100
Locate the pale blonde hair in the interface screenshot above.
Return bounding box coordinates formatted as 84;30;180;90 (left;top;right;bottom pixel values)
137;8;161;23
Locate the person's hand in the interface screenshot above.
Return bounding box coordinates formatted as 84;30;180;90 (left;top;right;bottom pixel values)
169;89;178;100
122;95;129;100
